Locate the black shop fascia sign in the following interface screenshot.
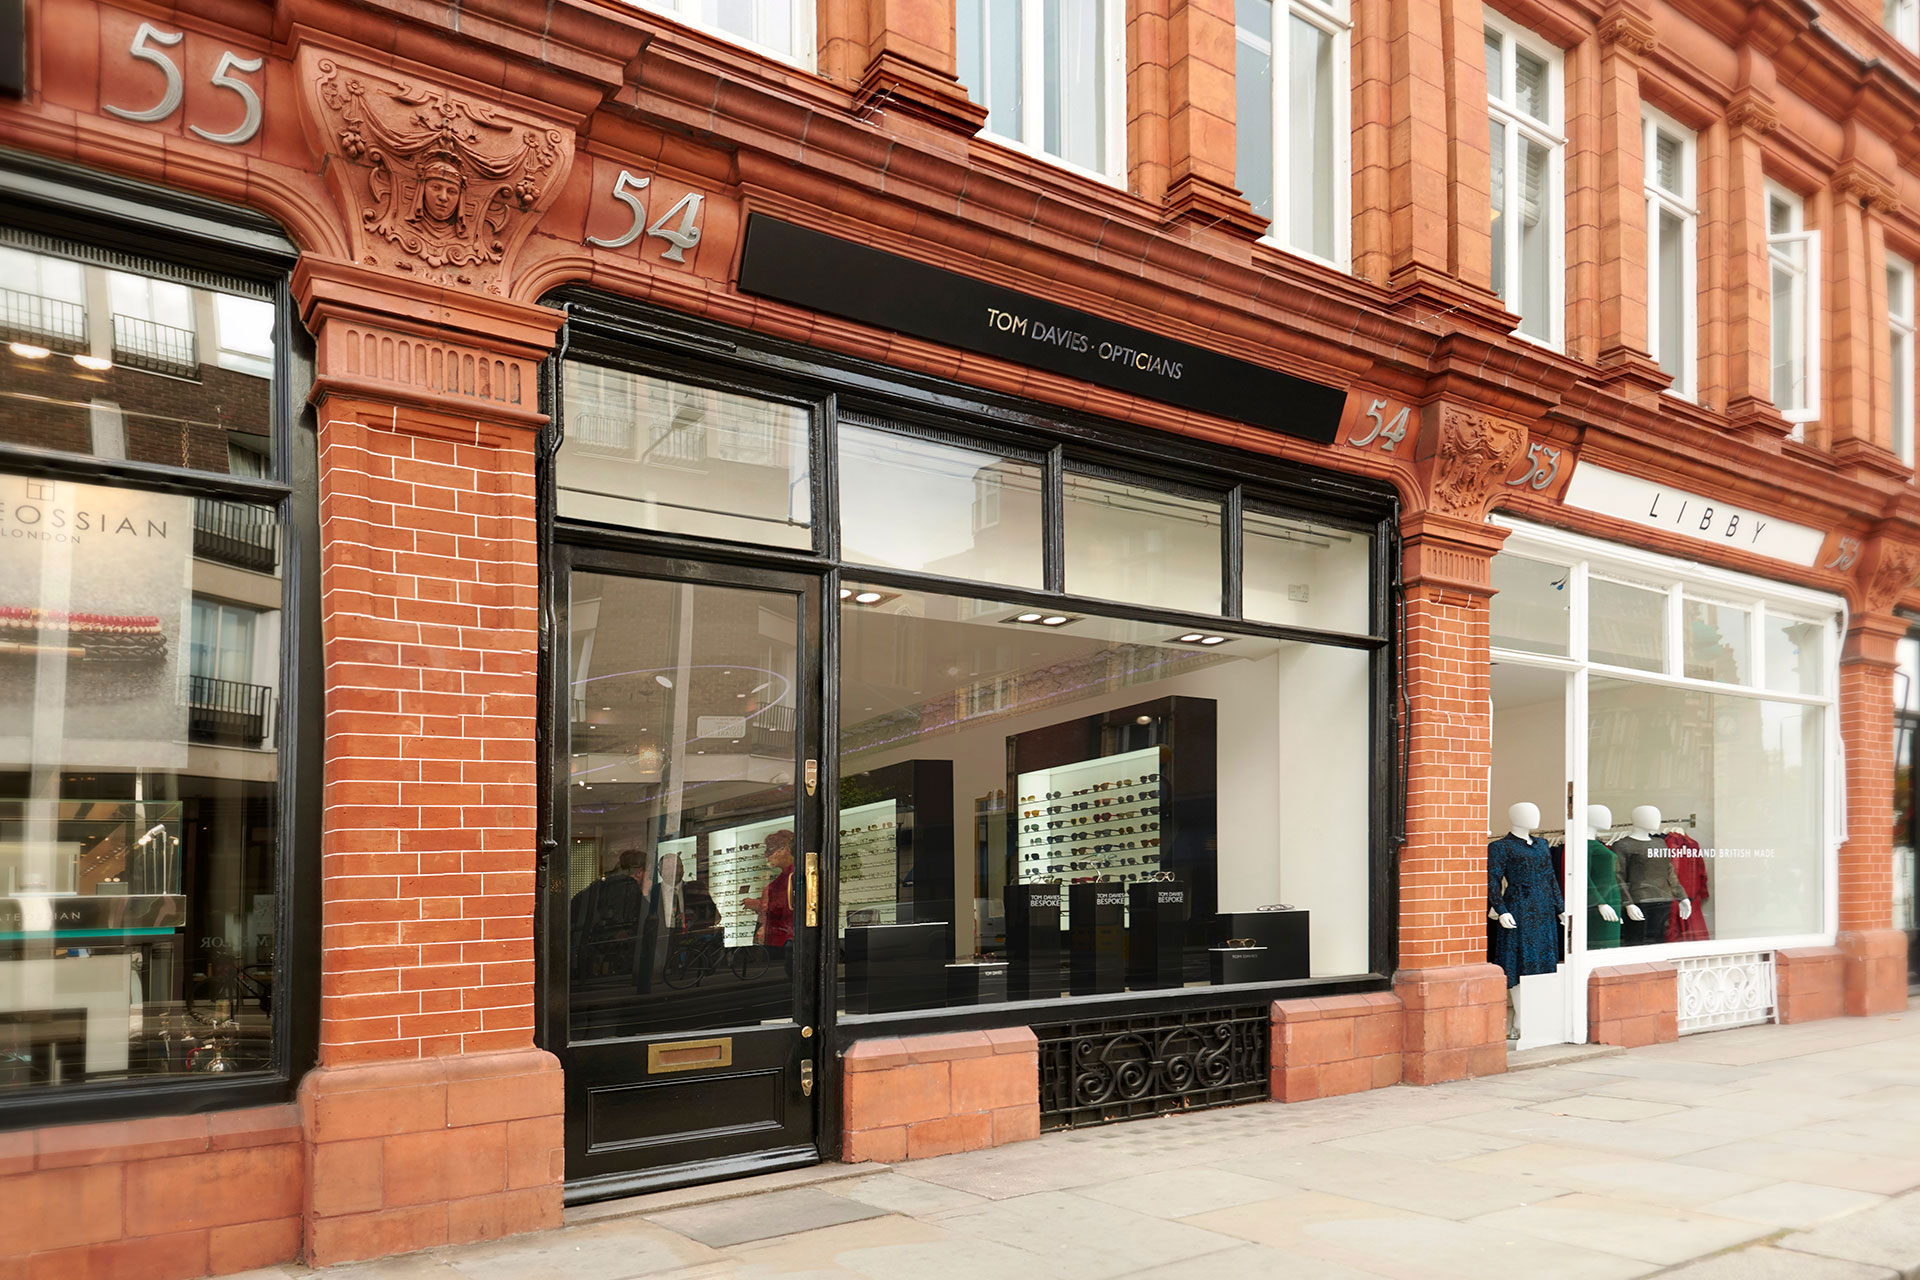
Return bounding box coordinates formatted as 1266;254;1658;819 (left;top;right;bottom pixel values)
736;216;1347;446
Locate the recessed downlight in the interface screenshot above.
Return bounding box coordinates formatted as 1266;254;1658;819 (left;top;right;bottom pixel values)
9;343;50;359
1179;633;1205;643
1169;632;1231;647
72;354;113;372
853;591;884;604
838;587;853;600
1016;612;1044;623
1041;615;1069;626
1200;636;1227;645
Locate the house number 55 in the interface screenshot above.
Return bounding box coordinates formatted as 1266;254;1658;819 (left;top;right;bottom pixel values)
104;23;263;147
587;169;705;262
1348;398;1410;451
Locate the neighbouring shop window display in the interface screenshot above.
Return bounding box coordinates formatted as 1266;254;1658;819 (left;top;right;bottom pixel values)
0;232;289;1092
1490;525;1837;973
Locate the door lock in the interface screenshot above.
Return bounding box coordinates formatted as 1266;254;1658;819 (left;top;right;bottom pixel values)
805;851;820;928
799;1058;815;1097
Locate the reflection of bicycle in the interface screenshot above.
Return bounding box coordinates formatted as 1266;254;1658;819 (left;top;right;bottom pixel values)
661;935;771;987
188;939;272;1017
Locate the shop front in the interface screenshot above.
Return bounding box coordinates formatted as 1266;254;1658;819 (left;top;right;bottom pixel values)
1489;513;1842;1047
538;264;1393;1197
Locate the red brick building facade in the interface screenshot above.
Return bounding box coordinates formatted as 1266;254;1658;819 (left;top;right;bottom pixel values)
1;0;1917;1274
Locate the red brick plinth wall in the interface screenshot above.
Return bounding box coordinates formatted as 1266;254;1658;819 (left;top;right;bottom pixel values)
0;1106;303;1280
1393;963;1507;1085
1775;946;1847;1023
300;1048;563;1266
1270;992;1405;1101
1840;929;1909;1016
842;1028;1039;1163
1588;962;1678;1047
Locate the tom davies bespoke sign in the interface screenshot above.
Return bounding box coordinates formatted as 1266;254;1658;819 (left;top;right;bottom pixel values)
736;216;1348;445
1562;465;1825;566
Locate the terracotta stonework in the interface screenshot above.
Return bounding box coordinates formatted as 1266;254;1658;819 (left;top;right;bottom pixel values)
4;0;1920;1272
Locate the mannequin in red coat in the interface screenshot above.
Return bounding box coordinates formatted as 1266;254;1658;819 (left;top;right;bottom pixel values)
1664;830;1709;942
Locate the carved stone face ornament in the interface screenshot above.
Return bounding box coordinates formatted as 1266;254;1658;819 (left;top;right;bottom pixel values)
304;53;572;288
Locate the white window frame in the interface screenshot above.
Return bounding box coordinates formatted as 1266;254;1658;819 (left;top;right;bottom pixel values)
1643;107;1697;400
960;0;1128;186
1891;251;1916;467
1766;183;1821;438
1484;12;1566;350
630;0;816;70
1889;0;1920;52
1235;0;1353;269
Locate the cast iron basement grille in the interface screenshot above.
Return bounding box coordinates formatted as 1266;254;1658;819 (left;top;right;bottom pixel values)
1035;1005;1269;1131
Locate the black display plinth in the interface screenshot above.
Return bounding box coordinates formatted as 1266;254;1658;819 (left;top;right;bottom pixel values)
1127;881;1187;989
844;922;949;1014
1210;910;1310;981
1004;883;1063;1002
1209;946;1272;986
946;960;1010;1006
1069;883;1126;996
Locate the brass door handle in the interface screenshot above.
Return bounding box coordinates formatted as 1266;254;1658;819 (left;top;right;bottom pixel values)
805;851;819;927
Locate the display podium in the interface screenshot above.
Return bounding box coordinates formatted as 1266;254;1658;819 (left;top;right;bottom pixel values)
1208;909;1311;982
844;921;949;1013
1068;883;1126;996
1126;880;1187;990
1003;882;1062;1002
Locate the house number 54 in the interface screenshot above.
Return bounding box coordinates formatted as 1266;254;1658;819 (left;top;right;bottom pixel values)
1348;398;1410;452
104;23;263;146
587;170;705;262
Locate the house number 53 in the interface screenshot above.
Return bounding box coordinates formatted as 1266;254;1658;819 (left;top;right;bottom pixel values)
587;170;705;262
104;23;263;146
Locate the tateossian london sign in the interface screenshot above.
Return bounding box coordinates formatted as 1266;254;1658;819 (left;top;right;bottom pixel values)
736;216;1348;445
1562;464;1826;567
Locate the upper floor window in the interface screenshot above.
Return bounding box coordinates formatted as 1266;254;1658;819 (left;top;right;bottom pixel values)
1889;0;1919;50
957;0;1126;183
1643;108;1697;399
1767;184;1819;438
1891;252;1915;467
1485;14;1564;347
1234;0;1352;267
632;0;813;66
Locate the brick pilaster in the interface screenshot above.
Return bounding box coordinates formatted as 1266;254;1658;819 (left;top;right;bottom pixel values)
1162;0;1263;234
1588;21;1654;379
292;261;566;1264
1722;85;1788;435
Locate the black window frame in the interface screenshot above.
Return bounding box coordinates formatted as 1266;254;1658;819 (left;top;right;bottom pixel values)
0;155;320;1130
541;289;1400;1075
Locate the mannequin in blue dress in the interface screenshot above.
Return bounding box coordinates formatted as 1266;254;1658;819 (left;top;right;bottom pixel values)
1489;802;1569;1040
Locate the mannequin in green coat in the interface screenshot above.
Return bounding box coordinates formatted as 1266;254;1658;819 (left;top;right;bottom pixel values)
1586;804;1623;949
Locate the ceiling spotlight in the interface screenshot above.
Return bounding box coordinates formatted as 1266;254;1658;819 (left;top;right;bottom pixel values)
1170;633;1230;647
1135;715;1153;725
838;587;853;600
9;343;50;359
1041;615;1069;626
853;591;884;604
1017;613;1044;623
72;354;113;372
1179;633;1205;643
1200;635;1227;645
655;675;673;688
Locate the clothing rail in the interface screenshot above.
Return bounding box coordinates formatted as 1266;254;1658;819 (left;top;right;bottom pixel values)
1519;813;1698;840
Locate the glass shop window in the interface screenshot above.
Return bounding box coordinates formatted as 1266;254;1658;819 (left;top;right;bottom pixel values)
0;472;284;1090
837;421;1044;589
1589;577;1667;673
630;0;814;65
1588;678;1824;945
1241;508;1372;634
1062;471;1222;615
834;584;1374;1014
1;243;275;473
558;362;813;550
1489;555;1570;656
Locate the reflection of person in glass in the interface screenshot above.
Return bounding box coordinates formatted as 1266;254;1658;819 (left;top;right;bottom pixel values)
570;848;652;982
741;830;795;960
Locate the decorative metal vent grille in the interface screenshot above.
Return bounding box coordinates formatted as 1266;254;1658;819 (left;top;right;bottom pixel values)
1035;1005;1269;1132
1675;951;1775;1034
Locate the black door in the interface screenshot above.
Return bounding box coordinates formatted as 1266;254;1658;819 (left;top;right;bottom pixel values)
546;548;824;1200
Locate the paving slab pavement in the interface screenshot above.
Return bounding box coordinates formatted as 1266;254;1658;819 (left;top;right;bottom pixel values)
231;1002;1920;1280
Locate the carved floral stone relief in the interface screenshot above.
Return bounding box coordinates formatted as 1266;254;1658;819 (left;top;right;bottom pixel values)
1864;541;1920;614
300;49;574;293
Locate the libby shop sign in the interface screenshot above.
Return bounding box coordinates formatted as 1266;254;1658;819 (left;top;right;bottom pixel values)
1562;465;1825;567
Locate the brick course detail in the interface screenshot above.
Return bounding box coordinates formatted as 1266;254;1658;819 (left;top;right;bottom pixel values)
842;1028;1040;1163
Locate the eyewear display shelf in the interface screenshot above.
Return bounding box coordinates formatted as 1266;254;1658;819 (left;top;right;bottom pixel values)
839;761;957;1013
1007;696;1217;951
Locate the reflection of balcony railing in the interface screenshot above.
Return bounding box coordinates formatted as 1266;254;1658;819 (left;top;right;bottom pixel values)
572;412;636;455
1;289;87;354
194;499;279;574
747;703;796;756
111;313;199;376
187;675;272;746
